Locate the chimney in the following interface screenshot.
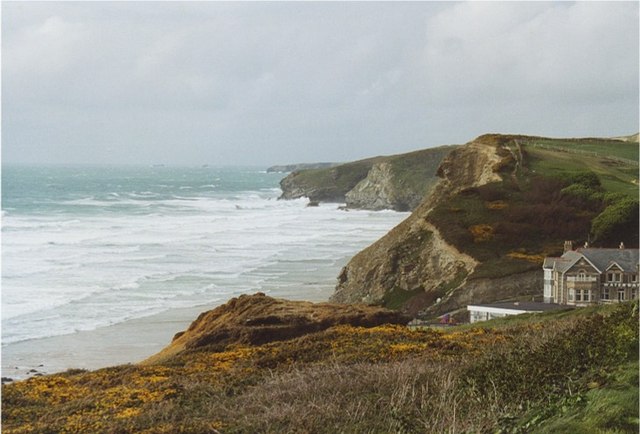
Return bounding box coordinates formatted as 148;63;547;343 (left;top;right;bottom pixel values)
564;241;573;253
619;242;625;249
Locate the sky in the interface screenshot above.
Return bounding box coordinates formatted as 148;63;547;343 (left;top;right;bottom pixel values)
2;1;639;166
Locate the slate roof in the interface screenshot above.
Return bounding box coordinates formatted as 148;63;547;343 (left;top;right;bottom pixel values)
546;248;639;274
543;257;560;269
576;248;639;273
551;251;583;273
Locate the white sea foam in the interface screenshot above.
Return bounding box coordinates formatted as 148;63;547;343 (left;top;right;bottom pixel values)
2;172;408;346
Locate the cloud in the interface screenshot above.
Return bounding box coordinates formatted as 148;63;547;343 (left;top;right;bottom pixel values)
2;2;638;165
422;2;638;105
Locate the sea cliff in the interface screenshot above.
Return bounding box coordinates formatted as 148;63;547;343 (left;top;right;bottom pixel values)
332;133;639;317
278;146;455;211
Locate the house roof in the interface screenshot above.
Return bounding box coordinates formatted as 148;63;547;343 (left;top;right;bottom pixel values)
552;251;588;273
543;257;560;269
576;248;639;273
549;248;639;274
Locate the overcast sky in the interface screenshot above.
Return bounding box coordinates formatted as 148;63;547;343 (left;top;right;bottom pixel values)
2;1;638;166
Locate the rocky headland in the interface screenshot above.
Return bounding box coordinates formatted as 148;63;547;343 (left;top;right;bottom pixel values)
278;146;456;211
332;133;639;318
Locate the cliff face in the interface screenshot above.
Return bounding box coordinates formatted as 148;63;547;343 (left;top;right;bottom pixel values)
344;162;399;210
278;157;377;202
332;132;640;317
279;146;455;210
331;135;540;316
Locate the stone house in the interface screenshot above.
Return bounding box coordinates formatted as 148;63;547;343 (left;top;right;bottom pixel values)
543;242;639;306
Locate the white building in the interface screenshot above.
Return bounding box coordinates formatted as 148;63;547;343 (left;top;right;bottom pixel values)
467;301;568;323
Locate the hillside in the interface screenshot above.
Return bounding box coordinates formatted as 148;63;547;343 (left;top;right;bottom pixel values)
279;145;457;211
332;133;639;317
144;293;409;364
2;295;637;433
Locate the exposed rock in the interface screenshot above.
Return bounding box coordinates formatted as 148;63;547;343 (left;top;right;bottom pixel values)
345;162;437;211
278;158;377;202
331;136;507;310
278;146;455;210
143;292;410;364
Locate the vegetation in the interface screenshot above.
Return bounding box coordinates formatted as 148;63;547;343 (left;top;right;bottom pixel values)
524;136;639;162
428;135;639;280
592;198;640;247
3;300;638;433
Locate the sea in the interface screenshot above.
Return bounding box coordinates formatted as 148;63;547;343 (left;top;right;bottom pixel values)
1;165;408;371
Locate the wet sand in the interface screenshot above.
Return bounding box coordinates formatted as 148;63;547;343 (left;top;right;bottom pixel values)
2;287;333;381
1;304;213;381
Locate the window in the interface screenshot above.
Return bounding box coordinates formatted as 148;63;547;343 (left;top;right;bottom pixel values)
618;290;625;302
631;288;638;300
568;289;575;302
631;274;638;283
584;290;591;302
608;272;622;282
578;270;586;280
601;288;610;300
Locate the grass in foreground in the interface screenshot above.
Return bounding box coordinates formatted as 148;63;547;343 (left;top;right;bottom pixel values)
2;301;638;433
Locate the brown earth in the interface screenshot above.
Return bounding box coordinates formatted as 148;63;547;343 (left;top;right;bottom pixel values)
143;292;410;364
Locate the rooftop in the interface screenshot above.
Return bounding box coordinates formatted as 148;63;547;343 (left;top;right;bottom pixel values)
551;248;639;273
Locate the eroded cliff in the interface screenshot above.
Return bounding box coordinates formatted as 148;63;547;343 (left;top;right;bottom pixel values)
278;146;455;210
332;132;639;317
331;134;541;316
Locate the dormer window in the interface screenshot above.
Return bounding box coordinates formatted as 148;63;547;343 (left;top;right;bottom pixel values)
607;272;621;282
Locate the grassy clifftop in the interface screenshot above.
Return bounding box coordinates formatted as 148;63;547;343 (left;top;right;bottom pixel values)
2;296;637;433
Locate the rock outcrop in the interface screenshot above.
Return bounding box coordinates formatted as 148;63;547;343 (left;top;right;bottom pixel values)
279;146;456;210
143;292;410;364
344;152;442;211
278;157;380;202
331;135;541;316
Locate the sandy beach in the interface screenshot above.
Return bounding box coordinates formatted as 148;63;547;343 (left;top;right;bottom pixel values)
2;303;218;381
1;285;334;382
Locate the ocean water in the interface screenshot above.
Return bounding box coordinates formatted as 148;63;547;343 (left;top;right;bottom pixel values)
2;165;408;347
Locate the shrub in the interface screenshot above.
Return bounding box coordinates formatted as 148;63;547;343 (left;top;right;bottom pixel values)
591;199;639;247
